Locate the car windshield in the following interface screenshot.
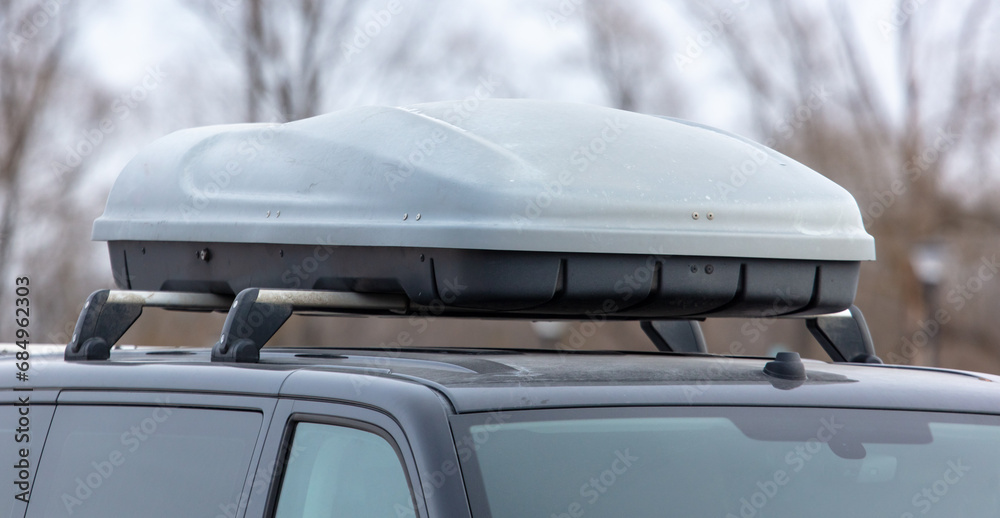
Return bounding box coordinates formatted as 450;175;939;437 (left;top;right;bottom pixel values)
453;407;1000;518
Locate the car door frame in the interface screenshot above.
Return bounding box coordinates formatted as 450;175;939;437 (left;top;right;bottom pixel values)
244;398;431;518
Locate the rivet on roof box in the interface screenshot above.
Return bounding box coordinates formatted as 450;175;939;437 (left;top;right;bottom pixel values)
93;99;875;320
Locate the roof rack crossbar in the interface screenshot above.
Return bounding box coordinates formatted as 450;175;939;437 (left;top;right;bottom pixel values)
805;305;882;364
65;290;234;361
210;288;410;363
64;289;879;364
640;320;708;354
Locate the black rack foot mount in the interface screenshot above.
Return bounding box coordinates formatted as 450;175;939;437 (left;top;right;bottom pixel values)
805;305;881;363
65;289;880;364
65;290;233;361
639;305;880;363
210;288;408;362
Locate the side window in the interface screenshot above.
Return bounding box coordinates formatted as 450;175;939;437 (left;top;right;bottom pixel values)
26;405;261;518
273;421;414;518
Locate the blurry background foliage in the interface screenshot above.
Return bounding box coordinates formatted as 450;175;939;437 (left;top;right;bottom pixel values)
1;0;999;370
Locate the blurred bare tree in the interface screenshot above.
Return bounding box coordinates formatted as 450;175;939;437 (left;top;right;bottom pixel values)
0;2;110;339
584;0;676;113
3;0;998;371
0;2;69;298
683;0;1000;366
189;0;356;121
186;0;444;122
120;0;516;348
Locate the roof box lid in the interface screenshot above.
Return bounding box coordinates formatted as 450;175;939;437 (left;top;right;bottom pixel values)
93;99;875;262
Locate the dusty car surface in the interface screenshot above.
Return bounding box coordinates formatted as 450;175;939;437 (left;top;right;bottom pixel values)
4;100;997;518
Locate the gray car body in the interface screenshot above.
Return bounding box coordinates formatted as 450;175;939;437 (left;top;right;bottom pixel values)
3;348;999;517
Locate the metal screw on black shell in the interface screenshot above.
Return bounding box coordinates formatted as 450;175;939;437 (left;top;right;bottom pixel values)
197;248;212;262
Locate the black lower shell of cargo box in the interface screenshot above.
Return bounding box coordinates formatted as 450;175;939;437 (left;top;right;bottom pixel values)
107;241;860;319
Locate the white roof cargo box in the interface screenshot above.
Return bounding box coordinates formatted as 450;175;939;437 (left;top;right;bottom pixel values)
92;99;874;319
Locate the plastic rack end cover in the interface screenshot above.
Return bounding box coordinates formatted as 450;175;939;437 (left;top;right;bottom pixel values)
92;99;875;319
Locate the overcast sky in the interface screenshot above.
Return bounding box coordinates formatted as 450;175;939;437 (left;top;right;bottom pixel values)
77;0;907;113
67;0;961;194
